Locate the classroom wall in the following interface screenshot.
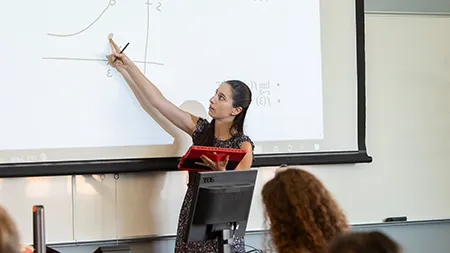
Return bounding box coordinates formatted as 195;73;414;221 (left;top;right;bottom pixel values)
1;2;450;253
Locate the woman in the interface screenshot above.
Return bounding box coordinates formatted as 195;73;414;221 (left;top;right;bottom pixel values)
261;167;349;253
106;38;254;253
328;231;401;253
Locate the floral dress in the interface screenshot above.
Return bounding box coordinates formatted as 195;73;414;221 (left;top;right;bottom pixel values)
174;118;254;253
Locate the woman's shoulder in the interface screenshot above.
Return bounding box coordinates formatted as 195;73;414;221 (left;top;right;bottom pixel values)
194;117;209;131
237;134;254;146
231;133;255;151
192;117;210;139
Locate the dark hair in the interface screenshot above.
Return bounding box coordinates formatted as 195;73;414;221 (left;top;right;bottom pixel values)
328;231;401;253
196;80;252;146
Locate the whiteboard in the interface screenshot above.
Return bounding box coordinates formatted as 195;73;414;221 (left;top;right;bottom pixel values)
0;0;364;176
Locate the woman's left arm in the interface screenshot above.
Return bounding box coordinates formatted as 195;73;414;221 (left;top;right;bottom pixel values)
235;141;254;170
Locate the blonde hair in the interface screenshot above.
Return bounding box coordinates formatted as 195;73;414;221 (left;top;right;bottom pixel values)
0;206;20;253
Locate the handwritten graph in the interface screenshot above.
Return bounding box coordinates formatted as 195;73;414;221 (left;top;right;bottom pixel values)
44;0;165;72
47;0;117;38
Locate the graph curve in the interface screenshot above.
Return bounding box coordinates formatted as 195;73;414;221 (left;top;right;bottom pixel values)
47;0;115;38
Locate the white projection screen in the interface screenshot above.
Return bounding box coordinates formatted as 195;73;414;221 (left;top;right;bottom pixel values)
0;0;371;177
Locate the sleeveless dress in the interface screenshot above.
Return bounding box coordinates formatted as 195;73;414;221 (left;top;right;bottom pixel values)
174;117;255;253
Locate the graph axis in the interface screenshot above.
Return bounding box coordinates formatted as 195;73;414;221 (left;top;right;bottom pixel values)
44;0;163;68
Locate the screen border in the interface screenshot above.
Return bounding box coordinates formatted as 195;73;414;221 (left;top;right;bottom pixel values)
0;0;372;177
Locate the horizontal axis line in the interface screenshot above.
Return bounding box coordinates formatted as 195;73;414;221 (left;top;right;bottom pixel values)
42;57;164;66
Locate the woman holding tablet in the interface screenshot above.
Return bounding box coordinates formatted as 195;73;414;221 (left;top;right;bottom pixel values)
107;38;254;253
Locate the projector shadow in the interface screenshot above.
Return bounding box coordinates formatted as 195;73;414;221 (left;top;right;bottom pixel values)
142;99;209;157
80;100;207;238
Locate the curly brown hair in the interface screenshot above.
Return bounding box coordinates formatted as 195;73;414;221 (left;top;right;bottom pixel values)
261;168;349;253
0;205;21;253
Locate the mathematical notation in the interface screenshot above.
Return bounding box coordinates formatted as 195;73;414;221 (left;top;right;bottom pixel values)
215;79;280;107
145;0;163;11
247;80;280;107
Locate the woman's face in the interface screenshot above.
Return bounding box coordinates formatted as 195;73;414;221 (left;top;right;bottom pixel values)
208;83;241;120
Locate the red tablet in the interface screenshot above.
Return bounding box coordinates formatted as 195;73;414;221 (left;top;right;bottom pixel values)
177;145;247;171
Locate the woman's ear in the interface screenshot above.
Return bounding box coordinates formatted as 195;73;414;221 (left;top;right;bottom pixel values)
232;106;243;116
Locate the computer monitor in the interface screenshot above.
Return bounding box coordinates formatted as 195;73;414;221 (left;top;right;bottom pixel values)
185;169;258;253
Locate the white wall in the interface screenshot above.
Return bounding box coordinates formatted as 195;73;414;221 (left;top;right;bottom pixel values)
324;13;450;224
1;12;450;246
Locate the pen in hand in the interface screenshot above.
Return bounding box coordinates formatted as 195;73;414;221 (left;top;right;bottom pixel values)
113;42;130;64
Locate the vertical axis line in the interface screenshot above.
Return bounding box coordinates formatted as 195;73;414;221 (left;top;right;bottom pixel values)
144;1;151;74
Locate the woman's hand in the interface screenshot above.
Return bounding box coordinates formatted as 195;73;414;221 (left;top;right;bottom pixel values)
195;153;229;171
106;38;135;71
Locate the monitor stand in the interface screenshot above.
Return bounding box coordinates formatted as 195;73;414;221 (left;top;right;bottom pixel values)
217;223;239;253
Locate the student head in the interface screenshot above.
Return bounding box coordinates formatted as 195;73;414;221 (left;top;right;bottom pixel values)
327;231;401;253
0;205;21;253
208;80;252;134
261;167;349;253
